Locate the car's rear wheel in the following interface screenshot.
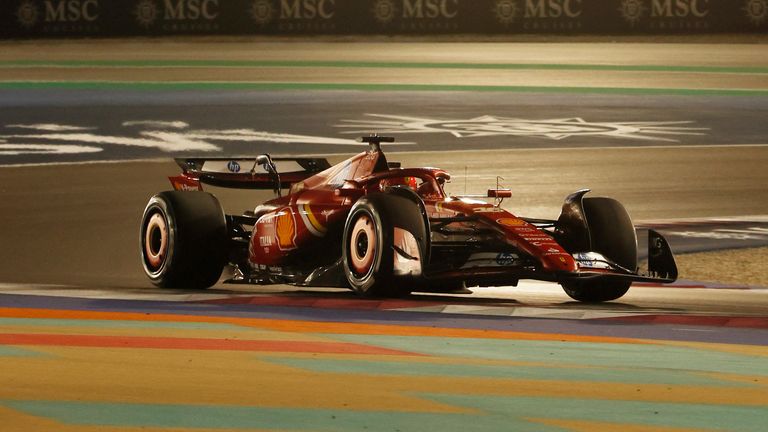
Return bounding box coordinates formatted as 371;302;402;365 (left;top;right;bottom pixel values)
140;191;227;289
561;197;637;302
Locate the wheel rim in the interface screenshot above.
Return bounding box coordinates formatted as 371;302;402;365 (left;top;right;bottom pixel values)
144;212;168;270
349;214;376;276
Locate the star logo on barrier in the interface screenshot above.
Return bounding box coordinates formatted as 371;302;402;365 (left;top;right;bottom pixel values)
619;0;646;26
134;0;159;28
250;0;275;25
373;0;397;24
744;0;768;25
336;114;709;142
493;0;520;25
16;0;39;29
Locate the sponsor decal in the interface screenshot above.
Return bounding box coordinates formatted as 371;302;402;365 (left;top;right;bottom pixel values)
492;0;582;30
372;0;460;31
497;217;526;227
495;252;518;266
299;203;328;237
227;160;241;173
16;0;39;29
248;0;336;31
250;0;274;24
373;0;397;23
16;0;101;32
337;114;707;142
573;252;611;269
744;0;767;25
134;0;159;28
275;208;298;250
134;0;220;32
461;252;520;269
473;206;505;213
619;0;645;25
618;0;711;30
493;0;519;24
169;175;202;191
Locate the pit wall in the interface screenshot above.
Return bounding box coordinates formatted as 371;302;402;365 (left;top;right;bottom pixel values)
2;0;767;38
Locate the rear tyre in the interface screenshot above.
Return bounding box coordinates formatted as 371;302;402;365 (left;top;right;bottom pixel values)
562;197;637;302
140;191;227;289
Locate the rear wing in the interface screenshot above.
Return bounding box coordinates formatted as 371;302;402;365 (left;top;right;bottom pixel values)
169;156;331;191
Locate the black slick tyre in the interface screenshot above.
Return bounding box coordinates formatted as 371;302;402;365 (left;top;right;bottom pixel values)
562;197;637;302
140;191;227;289
342;195;413;297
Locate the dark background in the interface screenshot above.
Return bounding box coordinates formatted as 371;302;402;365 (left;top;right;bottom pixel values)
1;0;766;38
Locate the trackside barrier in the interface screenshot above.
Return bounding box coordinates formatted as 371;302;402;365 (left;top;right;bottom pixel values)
1;0;766;38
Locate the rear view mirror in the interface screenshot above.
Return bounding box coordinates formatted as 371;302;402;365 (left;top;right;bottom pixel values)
256;154;271;166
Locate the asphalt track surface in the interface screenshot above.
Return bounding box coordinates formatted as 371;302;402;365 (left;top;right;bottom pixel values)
1;39;767;431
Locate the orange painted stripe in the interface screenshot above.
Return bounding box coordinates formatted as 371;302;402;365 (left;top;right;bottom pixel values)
0;332;419;356
0;307;650;344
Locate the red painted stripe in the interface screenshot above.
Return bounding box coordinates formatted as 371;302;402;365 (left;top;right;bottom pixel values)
0;333;420;356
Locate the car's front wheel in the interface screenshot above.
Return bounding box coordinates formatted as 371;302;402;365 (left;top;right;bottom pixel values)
561;197;637;302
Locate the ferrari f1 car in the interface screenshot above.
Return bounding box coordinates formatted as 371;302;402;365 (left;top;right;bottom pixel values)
140;135;677;302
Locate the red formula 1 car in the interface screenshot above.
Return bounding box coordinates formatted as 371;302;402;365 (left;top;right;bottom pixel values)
140;135;677;302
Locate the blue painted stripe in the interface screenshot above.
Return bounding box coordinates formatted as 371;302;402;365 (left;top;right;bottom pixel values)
0;317;243;330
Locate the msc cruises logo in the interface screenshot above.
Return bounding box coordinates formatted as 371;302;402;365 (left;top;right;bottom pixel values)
134;0;159;28
493;0;520;25
619;0;709;26
248;0;336;26
372;0;397;24
744;0;768;25
133;0;220;29
249;0;274;24
16;0;39;28
16;0;100;29
619;0;645;25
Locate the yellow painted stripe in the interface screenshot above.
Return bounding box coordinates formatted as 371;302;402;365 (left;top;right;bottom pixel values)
2;346;767;408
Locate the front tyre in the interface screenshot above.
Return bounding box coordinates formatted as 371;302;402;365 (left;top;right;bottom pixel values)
342;198;395;297
562;197;637;302
140;191;227;289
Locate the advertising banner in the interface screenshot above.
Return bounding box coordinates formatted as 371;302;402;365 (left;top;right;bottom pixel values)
1;0;766;38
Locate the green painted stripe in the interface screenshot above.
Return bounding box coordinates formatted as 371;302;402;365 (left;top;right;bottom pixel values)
1;59;766;74
0;345;41;357
0;317;242;330
265;357;738;387
326;334;768;376
427;394;768;432
1;80;766;96
6;398;767;431
2;400;564;432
